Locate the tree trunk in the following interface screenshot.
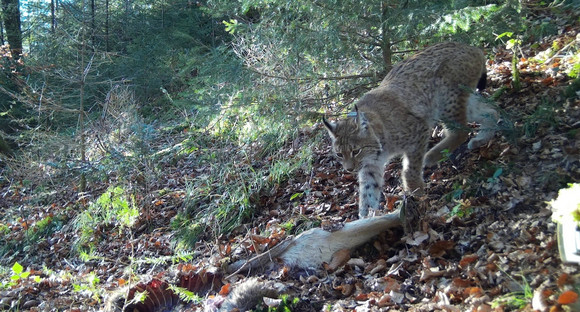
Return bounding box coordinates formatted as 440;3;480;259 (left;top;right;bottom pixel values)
91;0;96;49
105;0;109;51
1;0;23;60
79;0;88;192
1;22;4;44
380;2;392;71
50;0;56;32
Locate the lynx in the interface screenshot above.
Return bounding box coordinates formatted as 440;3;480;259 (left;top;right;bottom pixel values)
323;42;498;218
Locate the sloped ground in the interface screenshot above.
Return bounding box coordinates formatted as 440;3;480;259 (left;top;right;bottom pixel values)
1;11;580;312
205;23;580;311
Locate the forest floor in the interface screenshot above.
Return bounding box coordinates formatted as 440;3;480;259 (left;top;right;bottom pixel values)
1;8;580;312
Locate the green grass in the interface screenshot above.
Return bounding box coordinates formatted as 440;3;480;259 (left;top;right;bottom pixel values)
491;273;533;310
563;76;580;99
73;186;138;252
172;126;317;245
170;82;322;244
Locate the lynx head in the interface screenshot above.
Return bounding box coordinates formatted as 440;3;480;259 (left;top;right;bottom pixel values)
323;106;383;171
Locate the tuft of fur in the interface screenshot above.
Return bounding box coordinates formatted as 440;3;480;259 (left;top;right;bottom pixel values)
103;286;127;312
203;278;279;312
324;42;498;218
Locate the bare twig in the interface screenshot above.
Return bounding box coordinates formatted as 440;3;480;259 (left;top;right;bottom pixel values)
246;67;378;82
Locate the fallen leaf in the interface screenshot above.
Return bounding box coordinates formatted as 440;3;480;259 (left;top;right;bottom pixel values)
377;294;392;307
250;234;271;245
355;293;369;301
459;254;478;267
464;287;484;297
557;290;578;305
557;273;571;288
428;240;455;257
383;277;400;293
404;231;429;246
334;283;355;296
549;305;563;312
430;170;444;181
219;283;230;296
452;277;475;288
386;196;400;211
541;76;555;86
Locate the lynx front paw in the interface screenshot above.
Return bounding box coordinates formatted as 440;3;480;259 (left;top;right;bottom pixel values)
359;207;379;219
424;150;442;167
359;206;369;218
402;176;425;195
467;133;493;149
405;183;425;196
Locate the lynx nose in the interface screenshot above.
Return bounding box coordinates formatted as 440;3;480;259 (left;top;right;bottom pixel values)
343;160;355;172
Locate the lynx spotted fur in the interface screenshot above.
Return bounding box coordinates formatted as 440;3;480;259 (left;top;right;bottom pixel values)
324;42;498;218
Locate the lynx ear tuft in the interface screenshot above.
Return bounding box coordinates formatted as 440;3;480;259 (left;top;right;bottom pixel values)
355;110;369;132
322;117;336;136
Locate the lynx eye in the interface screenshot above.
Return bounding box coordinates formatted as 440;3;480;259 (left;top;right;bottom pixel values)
352;149;362;157
335;153;344;159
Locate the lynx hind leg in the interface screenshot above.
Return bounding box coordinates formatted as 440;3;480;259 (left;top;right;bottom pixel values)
467;94;499;149
402;152;426;195
424;93;470;167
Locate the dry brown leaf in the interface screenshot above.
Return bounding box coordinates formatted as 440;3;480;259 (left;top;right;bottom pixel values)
405;231;429;246
452;277;475;288
386;196;400;211
549;305;563;312
178;263;196;272
250;234;271;245
428;240;455;257
377;294;392;307
369;262;386;275
383;277;401;293
557;290;579;305
459;254;479;268
219;283;231;296
277;266;290;280
556;273;572;288
541;76;555;86
334;283;355;296
465;287;484;297
354;293;369;301
419;269;445;282
430;170;444;181
485;262;498;272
